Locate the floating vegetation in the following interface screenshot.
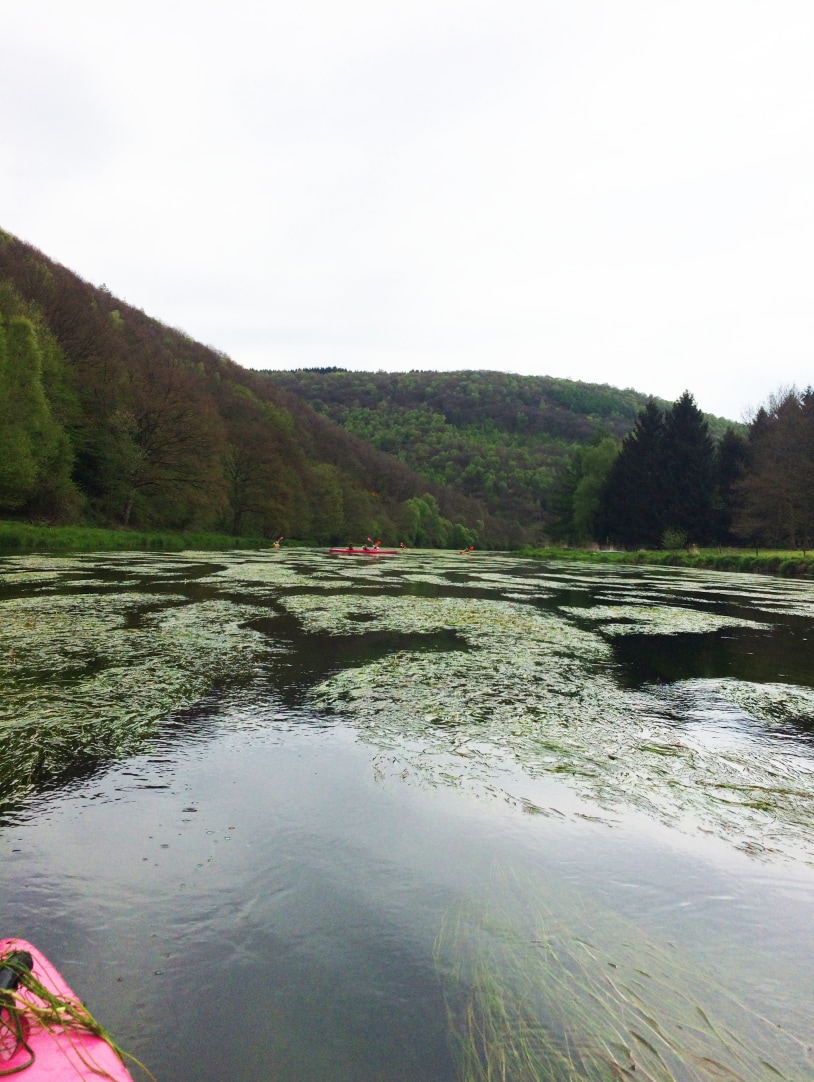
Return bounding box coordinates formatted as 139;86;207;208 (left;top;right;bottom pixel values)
436;871;814;1082
281;589;814;863
0;570;65;587
559;605;771;637
0;591;273;813
688;678;814;736
397;573;455;587
3;549;814;1081
194;557;305;590
3;550;814;863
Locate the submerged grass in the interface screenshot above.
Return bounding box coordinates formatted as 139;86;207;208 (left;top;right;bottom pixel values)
436;871;814;1082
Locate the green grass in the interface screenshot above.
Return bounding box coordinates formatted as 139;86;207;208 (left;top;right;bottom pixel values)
0;520;283;554
521;546;814;578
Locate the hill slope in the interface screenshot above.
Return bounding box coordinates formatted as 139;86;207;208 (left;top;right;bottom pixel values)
266;369;736;537
0;230;489;545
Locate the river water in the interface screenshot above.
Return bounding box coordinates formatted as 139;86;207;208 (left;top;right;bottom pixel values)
1;550;813;1081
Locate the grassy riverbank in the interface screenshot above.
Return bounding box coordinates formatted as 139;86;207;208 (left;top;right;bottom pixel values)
522;545;814;578
0;520;282;554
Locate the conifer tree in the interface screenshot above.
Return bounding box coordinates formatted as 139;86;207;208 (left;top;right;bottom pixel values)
714;427;748;543
596;399;665;546
661;391;716;544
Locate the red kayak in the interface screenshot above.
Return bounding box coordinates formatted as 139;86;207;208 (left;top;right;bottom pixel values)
0;938;137;1080
329;547;399;556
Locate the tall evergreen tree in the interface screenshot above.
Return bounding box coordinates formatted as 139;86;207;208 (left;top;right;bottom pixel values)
714;427;748;544
596;399;665;546
661;391;716;544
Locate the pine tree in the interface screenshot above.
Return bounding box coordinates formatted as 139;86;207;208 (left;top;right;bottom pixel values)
714;427;748;544
661;391;716;545
596;399;665;546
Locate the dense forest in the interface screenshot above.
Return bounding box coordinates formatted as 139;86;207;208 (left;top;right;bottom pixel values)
268;368;736;540
3;226;796;553
0;229;491;546
551;388;814;553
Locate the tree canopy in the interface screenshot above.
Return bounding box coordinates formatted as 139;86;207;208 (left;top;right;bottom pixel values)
0;230;491;545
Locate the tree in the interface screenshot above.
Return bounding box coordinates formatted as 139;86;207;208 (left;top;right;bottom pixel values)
404;493;450;547
217;388;298;535
0;314;75;516
596;400;666;546
104;349;226;528
661;391;716;544
308;463;344;543
735;388;814;551
714;427;748;544
549;432;618;543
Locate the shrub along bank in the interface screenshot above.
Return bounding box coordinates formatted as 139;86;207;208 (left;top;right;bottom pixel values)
521;546;814;579
0;521;282;554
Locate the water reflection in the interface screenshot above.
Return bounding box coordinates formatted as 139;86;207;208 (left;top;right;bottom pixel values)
613;624;814;692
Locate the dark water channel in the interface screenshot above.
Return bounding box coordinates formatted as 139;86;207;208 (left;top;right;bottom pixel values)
1;551;814;1081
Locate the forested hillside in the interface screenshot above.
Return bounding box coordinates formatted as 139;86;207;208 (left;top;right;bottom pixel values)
4;226;766;553
0;229;491;546
268;368;734;535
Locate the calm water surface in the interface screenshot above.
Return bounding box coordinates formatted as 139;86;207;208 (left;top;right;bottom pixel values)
1;550;813;1081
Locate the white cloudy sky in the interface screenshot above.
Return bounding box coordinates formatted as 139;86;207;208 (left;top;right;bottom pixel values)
2;1;813;420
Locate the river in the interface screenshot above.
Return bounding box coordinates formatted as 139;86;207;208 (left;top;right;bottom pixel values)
1;549;813;1081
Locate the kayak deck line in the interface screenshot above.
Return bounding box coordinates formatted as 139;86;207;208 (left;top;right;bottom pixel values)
0;937;138;1080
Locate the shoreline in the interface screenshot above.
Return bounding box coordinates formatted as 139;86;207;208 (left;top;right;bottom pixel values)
521;546;814;579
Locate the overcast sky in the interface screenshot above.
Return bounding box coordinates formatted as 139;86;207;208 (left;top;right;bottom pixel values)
2;1;813;420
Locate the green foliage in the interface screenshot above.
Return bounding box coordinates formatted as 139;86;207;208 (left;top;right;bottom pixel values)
404;493;453;547
0;228;757;552
593;392;721;548
268;369;671;542
734;388;814;552
269;369;738;545
549;433;618;543
595;399;667;546
0;519;280;553
308;463;345;543
662;528;688;551
522;545;814;578
0;229;488;546
662;391;717;544
0;309;77;517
